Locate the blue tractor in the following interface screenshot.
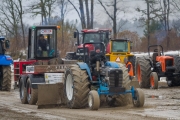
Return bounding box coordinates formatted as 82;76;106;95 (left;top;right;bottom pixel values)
0;37;13;91
64;43;145;110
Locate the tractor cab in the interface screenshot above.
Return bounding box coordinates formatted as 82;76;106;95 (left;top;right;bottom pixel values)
106;39;132;54
80;29;110;45
27;26;60;60
65;29;111;62
106;39;134;63
0;37;10;55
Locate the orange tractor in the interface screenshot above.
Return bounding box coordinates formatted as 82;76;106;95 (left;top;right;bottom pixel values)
135;45;180;89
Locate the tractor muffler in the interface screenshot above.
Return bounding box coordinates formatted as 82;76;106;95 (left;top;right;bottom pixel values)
37;83;65;108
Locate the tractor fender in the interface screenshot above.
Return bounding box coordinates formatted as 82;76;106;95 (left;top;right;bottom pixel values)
105;61;120;68
0;55;13;65
77;62;92;81
26;74;45;89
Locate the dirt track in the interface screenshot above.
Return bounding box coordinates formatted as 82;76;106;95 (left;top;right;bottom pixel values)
0;77;180;120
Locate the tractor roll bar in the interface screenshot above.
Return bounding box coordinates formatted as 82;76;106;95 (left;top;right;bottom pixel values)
148;45;164;56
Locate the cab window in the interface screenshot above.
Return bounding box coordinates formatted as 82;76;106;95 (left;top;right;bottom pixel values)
112;41;128;52
36;29;56;57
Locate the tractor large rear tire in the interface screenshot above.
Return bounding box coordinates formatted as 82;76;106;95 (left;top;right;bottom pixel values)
109;63;131;106
1;66;11;91
174;56;180;73
65;64;90;108
135;57;151;88
173;56;180;86
26;78;38;105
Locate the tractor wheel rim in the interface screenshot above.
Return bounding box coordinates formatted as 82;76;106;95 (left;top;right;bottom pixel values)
66;74;73;101
137;65;141;83
88;94;92;108
150;76;155;87
133;91;139;104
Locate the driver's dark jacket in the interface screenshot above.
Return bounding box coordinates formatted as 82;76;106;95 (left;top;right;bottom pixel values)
90;51;104;64
38;39;48;51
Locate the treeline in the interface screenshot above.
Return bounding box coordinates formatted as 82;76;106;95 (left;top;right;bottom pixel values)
0;0;180;58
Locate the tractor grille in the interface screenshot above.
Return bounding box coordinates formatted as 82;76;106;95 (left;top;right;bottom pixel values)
108;68;123;87
165;59;175;73
165;59;173;66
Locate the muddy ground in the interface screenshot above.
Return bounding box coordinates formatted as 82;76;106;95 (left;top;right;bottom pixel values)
0;77;180;120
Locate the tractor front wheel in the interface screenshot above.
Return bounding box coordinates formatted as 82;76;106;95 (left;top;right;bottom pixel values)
150;72;158;89
88;90;100;110
132;88;145;107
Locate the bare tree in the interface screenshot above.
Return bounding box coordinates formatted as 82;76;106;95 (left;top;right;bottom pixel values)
57;0;70;43
98;0;126;39
90;0;94;28
68;0;94;29
85;0;90;28
13;0;25;48
136;0;172;49
0;0;20;53
29;0;56;25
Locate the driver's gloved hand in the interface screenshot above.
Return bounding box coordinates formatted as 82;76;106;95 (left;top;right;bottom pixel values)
46;45;49;50
39;47;42;51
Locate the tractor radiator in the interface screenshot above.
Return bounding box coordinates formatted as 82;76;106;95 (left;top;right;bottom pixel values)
108;68;123;87
100;68;123;87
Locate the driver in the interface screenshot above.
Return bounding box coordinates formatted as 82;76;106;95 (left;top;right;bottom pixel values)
38;34;49;57
90;46;105;64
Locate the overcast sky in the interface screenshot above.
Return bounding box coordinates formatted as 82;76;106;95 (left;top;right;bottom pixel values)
23;0;147;25
23;0;179;26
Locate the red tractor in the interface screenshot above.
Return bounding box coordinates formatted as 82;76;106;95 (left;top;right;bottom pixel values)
14;25;74;106
65;29;111;62
135;45;180;89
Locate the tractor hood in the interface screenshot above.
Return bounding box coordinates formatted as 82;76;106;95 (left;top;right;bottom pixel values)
78;44;95;52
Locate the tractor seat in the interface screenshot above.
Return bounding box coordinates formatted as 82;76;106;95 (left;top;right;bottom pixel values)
152;52;158;63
